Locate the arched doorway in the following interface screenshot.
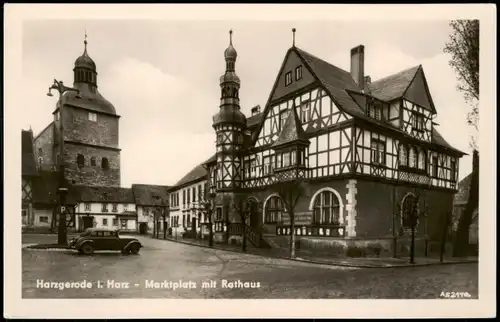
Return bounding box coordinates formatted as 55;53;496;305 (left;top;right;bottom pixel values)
246;197;261;230
400;192;419;235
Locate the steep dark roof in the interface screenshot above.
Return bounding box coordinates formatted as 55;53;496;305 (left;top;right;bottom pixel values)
367;65;420;101
432;128;465;155
272;105;309;148
22;130;38;177
454;172;473;205
173;163;207;188
131;184;170;206
32;171;79;205
247;112;264;128
79;186;135;203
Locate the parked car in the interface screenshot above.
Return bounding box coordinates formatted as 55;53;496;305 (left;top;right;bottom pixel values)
68;227;142;255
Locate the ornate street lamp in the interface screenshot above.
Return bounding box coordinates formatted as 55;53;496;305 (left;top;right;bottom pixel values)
47;79;80;245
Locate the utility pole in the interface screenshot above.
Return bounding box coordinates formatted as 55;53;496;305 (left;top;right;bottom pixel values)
47;79;80;246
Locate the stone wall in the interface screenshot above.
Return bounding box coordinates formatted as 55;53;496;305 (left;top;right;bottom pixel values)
33;124;55;168
64;142;120;187
63;107;119;148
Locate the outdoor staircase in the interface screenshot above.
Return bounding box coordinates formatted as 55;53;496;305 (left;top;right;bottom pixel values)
228;223;272;248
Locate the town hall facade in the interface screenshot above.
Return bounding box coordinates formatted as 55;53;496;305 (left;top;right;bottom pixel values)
200;30;465;252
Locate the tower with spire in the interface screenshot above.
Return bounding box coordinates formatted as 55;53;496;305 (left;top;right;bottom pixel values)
43;34;121;187
211;30;247;235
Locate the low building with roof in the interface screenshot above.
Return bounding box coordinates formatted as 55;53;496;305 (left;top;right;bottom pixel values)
167;162;208;236
131;184;170;235
75;186;136;232
452;173;478;246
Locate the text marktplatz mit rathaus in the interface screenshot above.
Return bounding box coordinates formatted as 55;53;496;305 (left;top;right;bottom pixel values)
36;279;261;290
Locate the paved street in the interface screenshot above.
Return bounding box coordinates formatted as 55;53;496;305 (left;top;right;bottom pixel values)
22;234;478;299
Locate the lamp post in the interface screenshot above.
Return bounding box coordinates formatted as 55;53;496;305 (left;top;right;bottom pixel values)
47;79;80;245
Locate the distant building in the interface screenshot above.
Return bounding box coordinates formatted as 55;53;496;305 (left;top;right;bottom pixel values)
167;164;207;236
453;173;478;245
75;186;136;232
22;129;38;227
132;184;170;235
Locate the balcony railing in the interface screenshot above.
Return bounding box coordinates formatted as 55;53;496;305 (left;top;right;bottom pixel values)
276;224;346;237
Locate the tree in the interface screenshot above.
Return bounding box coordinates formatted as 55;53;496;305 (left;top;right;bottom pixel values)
232;195;253;252
200;186;215;247
272;180;305;258
444;20;479;132
444;20;480;257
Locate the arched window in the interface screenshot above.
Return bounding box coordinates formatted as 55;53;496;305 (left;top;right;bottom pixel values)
264;195;285;224
399;144;408;166
408;147;417;168
76;154;85;167
101;157;109;170
418;149;426;170
312;190;340;225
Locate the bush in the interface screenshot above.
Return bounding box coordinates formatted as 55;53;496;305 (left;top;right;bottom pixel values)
346;245;366;257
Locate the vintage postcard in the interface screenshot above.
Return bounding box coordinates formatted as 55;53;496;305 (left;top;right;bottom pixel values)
4;3;496;319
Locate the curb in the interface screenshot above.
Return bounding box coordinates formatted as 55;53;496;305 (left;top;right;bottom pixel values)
157;237;478;269
26;244;69;250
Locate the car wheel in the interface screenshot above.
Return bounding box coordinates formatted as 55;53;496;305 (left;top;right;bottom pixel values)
81;244;94;255
129;244;140;255
121;249;130;254
77;249;84;254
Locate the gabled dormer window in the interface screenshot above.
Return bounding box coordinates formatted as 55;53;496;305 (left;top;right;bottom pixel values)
412;112;425;131
285;72;292;86
367;104;382;121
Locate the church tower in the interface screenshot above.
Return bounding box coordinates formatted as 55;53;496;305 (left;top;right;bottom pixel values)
53;35;121;187
212;30;247;232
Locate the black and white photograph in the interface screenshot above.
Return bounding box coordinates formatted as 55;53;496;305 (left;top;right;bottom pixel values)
4;3;496;319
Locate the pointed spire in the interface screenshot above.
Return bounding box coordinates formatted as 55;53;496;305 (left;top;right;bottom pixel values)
292;28;296;47
229;29;233;45
84;29;88;52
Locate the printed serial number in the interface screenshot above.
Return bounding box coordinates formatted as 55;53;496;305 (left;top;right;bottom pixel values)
440;291;472;298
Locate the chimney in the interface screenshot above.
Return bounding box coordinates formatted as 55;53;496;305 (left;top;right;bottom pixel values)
350;45;365;91
364;75;371;85
251;105;261;116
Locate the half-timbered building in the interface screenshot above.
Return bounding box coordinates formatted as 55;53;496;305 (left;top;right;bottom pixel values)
201;31;465;253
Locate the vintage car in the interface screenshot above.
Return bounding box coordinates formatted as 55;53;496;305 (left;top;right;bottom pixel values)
68;227;142;255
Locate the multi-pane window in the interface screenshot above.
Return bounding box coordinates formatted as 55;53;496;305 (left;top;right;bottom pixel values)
84;203;91;211
187;189;190;204
368;104;382;120
418;149;426;170
312;191;340;225
215;207;223;221
408;147;417;168
113;219;118;226
123;204;128;211
103;218;108;226
40;216;49;223
183;190;186;205
450;158;456;181
102;203;108;212
279;110;289;130
263;156;272;175
88;112;97;122
432;156;438;177
90;157;96;166
300;100;311;123
295;66;303;81
282;152;291;168
265;196;285;224
412;112;425;131
285;71;292;86
112;204;118;212
370;139;385;165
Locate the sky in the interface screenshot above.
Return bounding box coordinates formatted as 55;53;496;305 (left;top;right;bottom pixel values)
20;19;476;187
